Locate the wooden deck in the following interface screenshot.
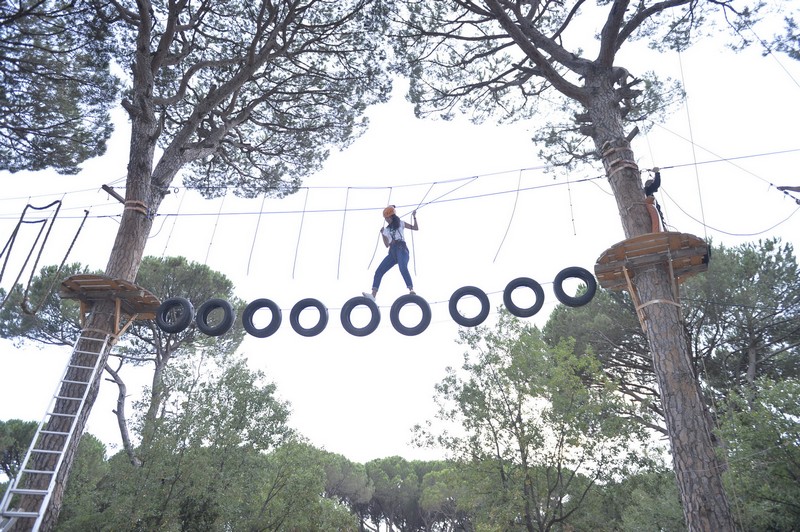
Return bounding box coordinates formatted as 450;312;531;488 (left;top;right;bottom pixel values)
594;232;710;292
59;274;161;325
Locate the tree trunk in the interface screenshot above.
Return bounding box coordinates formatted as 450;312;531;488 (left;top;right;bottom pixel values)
31;46;171;528
596;130;735;529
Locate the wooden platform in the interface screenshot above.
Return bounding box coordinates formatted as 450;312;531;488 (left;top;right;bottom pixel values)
594;232;710;291
59;274;161;321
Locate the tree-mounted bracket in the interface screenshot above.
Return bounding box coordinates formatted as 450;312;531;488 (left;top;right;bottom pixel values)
59;274;161;339
593;232;710;331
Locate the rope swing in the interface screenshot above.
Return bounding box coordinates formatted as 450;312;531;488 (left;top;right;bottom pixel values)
0;200;88;315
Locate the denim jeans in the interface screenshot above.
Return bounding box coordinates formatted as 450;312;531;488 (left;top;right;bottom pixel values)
372;242;413;290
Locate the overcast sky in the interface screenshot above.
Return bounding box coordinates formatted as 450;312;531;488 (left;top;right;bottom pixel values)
2;34;799;465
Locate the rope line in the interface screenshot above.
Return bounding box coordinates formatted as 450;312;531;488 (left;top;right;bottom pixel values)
410;183;434;275
675;46;708;240
493;169;523;263
662;187;800;237
247;192;268;275
367;187;392;270
22;209;89;316
337;187;350;280
292;187;310;279
204;194;226;264
161;187;187;257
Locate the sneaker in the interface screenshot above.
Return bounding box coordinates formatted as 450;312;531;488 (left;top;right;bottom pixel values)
362;292;375;301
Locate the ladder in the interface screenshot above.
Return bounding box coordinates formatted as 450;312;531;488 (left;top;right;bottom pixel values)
0;330;112;532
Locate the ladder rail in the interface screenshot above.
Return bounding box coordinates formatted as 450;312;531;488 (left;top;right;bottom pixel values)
0;331;111;531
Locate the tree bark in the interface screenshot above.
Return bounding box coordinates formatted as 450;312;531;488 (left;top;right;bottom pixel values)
31;37;171;531
591;93;734;529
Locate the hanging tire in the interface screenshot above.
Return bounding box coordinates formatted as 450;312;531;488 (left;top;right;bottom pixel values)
155;297;194;334
553;266;597;307
290;298;328;337
503;277;545;318
340;296;381;337
390;294;431;336
449;286;490;327
196;298;236;336
242;298;282;338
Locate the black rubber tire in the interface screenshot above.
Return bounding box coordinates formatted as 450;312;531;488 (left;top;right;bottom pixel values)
340;296;381;337
390;294;431;336
289;298;328;337
195;298;236;336
242;298;282;338
553;266;597;307
503;277;545;318
155;297;194;334
448;286;490;327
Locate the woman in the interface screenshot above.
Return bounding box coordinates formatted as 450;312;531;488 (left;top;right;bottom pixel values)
363;205;418;301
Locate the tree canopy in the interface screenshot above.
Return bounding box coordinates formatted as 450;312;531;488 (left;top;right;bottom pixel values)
0;0;117;174
414;311;655;531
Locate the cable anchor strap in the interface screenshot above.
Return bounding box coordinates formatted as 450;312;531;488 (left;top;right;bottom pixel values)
606;160;640;180
635;298;682;312
124;200;149;217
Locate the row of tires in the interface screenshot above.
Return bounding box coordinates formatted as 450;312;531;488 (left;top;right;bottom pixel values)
155;266;597;338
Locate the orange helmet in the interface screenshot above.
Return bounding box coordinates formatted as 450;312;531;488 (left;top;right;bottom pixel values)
382;206;396;218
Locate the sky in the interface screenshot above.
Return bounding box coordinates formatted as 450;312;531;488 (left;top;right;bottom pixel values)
1;31;799;466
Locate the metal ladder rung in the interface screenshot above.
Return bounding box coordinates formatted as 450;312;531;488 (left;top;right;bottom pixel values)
67;363;96;370
1;332;113;529
30;449;64;455
45;411;77;418
3;510;40;518
20;469;55;475
60;379;89;385
9;489;48;496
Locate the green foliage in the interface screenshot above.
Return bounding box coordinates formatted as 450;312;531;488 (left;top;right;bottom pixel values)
56;434;109;532
389;1;761;166
772;14;800;61
56;352;320;531
0;0;117;174
543;287;665;434
0;262;92;346
415;310;655;530
0;419;37;480
682;239;800;394
596;470;685;531
544;238;800;529
545;238;800;431
718;378;800;529
120;255;248;368
103;0;393;199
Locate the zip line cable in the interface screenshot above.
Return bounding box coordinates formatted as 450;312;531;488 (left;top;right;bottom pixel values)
2;148;800;222
675;46;708;240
